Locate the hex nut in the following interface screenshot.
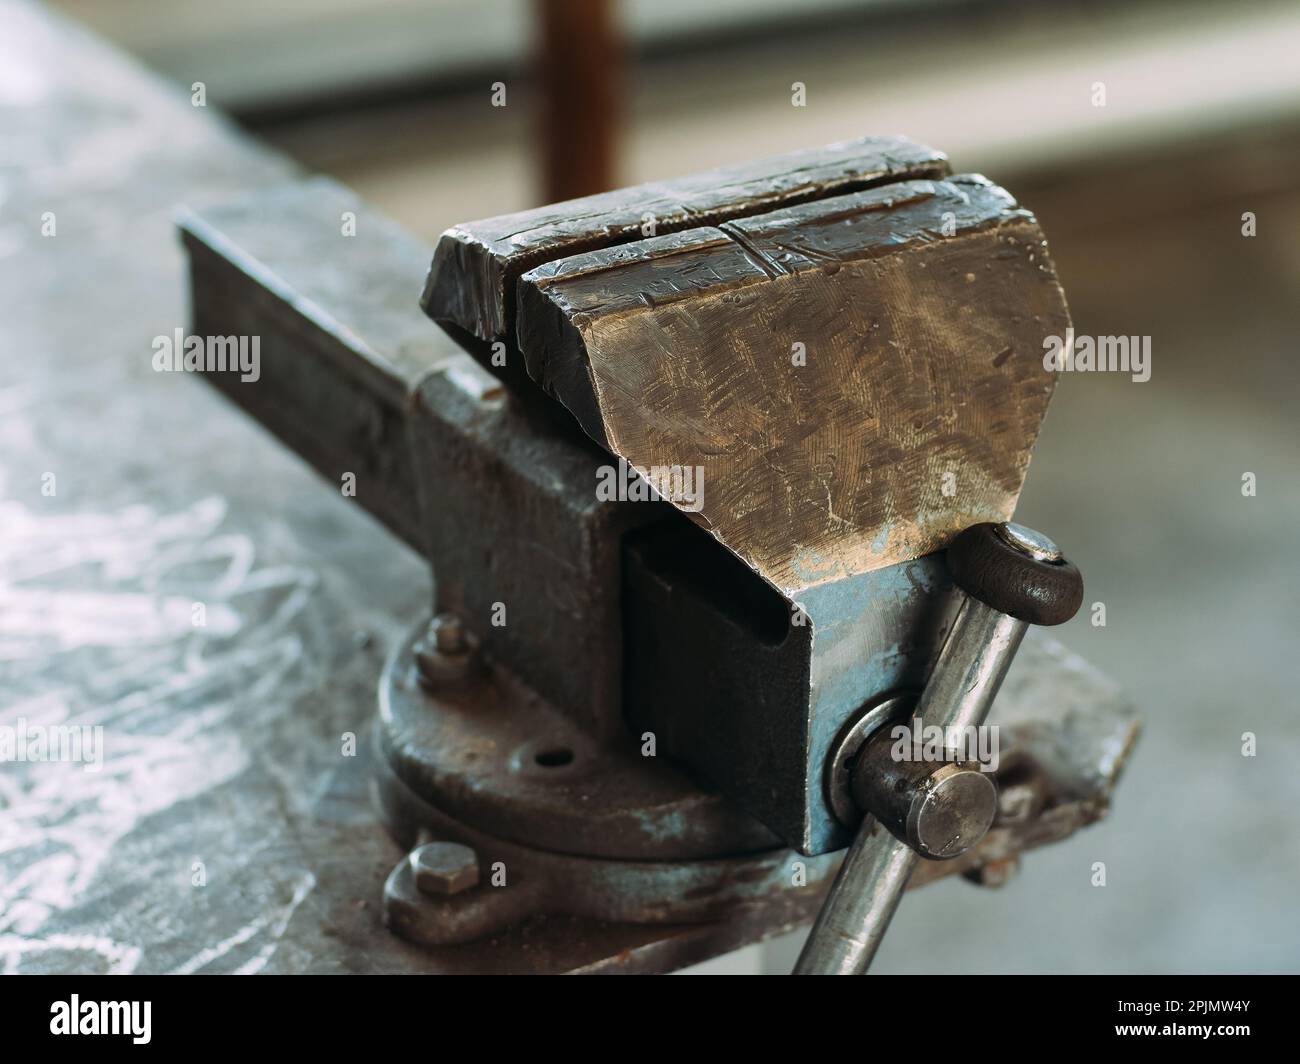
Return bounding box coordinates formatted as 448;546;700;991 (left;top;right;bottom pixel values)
431;613;465;653
414;613;482;689
409;842;480;897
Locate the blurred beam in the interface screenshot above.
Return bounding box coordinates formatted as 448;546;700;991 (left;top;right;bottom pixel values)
535;0;622;201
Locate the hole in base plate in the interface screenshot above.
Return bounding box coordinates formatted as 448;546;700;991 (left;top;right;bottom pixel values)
534;747;574;768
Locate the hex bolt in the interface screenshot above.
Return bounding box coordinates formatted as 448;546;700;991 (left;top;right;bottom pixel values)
431;613;465;654
409;842;479;897
414;613;481;689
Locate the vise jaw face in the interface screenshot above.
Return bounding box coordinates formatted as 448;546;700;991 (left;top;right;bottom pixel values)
423;137;1071;855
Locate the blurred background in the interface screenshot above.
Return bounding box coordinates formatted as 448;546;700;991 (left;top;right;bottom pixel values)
29;0;1300;971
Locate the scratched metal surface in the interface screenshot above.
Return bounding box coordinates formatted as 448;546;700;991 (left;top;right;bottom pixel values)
0;0;443;974
514;176;1069;594
421;134;948;344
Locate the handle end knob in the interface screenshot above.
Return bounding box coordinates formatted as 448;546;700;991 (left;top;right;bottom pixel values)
948;521;1084;626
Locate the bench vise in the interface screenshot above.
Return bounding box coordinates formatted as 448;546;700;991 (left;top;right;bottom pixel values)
180;136;1138;973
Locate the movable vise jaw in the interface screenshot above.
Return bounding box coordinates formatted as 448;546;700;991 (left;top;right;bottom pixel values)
180;136;1138;973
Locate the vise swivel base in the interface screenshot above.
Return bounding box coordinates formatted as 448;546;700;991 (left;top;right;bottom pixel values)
181;136;1139;974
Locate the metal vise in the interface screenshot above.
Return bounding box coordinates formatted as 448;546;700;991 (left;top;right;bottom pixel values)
180;136;1137;973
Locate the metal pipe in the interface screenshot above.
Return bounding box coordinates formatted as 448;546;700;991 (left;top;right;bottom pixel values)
792;817;917;975
917;597;1027;733
793;594;1028;975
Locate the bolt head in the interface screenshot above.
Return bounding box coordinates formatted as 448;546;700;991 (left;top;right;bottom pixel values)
409;842;479;896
